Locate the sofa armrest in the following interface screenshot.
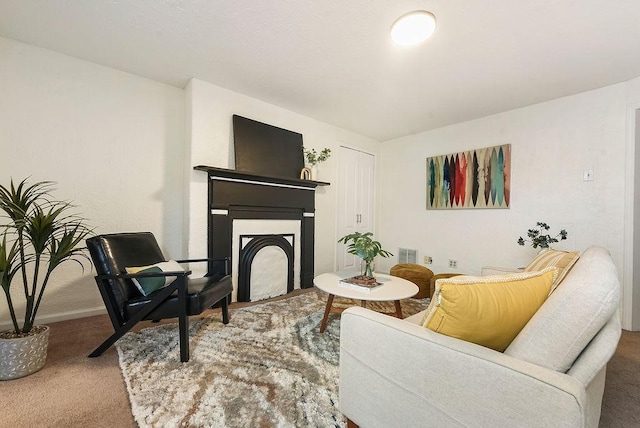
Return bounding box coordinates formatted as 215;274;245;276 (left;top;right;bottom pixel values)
339;307;587;428
480;265;525;276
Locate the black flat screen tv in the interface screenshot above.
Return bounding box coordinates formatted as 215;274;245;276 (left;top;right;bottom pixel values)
232;115;304;179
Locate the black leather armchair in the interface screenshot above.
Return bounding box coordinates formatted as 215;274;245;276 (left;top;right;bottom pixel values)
86;232;233;362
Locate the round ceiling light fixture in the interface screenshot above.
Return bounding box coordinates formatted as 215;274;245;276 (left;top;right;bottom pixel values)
390;10;437;46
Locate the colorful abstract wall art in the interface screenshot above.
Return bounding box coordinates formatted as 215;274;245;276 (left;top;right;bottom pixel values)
426;144;511;209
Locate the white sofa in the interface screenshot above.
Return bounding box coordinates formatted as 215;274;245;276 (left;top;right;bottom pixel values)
339;246;621;427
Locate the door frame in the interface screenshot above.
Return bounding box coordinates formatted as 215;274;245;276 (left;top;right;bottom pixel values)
623;102;640;330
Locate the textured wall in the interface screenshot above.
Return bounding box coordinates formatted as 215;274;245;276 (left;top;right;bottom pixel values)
377;81;640;328
4;32;639;331
0;37;185;329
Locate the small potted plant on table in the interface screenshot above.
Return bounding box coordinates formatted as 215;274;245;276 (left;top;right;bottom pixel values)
338;232;393;282
0;178;91;380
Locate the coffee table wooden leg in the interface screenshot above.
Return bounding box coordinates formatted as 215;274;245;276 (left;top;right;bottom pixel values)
394;300;403;318
320;294;335;333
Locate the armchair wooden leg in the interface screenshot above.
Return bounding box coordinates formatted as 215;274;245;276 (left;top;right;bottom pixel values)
178;277;190;363
221;296;230;324
347;418;360;428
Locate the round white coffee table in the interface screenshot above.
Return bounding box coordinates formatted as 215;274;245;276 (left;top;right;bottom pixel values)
314;272;419;333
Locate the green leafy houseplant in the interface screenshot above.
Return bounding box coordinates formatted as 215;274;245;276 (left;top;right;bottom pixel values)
0;179;91;337
302;147;331;166
517;222;568;249
338;232;393;278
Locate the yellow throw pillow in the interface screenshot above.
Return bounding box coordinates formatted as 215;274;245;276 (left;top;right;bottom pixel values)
523;249;580;292
421;267;557;352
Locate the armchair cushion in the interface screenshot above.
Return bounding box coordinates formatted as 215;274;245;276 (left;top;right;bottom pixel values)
123;274;232;321
422;267;556;352
505;247;620;373
523;249;580;292
125;260;185;296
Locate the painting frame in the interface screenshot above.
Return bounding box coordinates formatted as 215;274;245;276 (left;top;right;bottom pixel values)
426;144;511;210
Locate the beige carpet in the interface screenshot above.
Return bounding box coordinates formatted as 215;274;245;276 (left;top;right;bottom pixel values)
1;288;639;427
0;309;136;427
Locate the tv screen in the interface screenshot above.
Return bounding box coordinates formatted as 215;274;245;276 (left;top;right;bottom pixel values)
232;115;304;179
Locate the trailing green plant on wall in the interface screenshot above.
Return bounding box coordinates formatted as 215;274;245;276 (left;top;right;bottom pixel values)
0;179;91;336
517;222;567;249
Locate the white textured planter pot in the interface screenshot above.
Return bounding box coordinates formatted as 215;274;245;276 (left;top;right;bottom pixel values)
0;325;50;380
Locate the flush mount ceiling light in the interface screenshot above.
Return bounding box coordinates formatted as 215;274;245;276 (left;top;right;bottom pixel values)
391;10;437;46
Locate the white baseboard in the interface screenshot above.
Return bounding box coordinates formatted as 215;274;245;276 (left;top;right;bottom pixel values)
0;306;107;332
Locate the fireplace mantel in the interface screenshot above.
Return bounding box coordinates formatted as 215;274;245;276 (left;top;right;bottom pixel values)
194;165;330;188
195;165;329;299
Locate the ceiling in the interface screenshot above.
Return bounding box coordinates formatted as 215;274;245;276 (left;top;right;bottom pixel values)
2;1;640;141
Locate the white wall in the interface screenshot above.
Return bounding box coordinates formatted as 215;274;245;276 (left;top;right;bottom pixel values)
0;37;185;329
185;78;380;278
378;79;640;329
4;34;640;330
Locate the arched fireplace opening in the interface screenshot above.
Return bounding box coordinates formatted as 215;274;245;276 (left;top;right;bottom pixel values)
238;234;295;302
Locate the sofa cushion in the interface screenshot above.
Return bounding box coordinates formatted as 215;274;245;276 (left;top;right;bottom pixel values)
523;249;580;292
505;246;620;373
421;267;557;352
125;260;184;296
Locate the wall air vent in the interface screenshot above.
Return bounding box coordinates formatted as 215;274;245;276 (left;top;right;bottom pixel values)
398;248;417;264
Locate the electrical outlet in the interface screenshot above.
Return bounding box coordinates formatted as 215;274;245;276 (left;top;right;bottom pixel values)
424;256;432;264
448;259;458;269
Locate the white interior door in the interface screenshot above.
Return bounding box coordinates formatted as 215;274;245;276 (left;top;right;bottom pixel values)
336;146;375;272
357;149;375;232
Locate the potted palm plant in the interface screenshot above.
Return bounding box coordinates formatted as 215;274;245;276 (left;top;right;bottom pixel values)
0;178;91;380
338;231;393;279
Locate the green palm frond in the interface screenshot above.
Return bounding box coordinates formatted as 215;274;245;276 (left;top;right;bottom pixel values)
0;233;22;332
48;223;92;271
0;234;20;291
0;179;54;227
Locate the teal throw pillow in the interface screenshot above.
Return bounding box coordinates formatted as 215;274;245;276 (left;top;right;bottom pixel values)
125;260;184;296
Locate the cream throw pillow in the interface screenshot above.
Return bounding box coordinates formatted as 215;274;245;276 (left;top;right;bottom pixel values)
422;267;557;352
523;249;580;292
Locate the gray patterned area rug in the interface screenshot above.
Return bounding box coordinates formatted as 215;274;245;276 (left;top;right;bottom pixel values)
116;290;429;428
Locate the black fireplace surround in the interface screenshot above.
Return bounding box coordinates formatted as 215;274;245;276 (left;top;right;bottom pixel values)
194;166;329;301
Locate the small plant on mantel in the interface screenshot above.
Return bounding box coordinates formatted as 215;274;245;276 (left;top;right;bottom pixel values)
338;232;393;279
517;222;568;249
302;147;331;166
